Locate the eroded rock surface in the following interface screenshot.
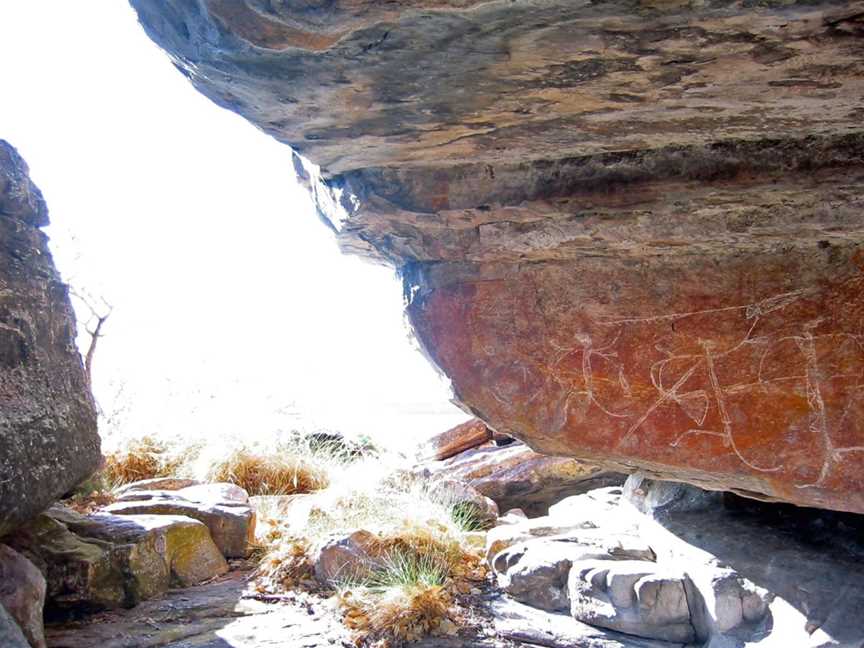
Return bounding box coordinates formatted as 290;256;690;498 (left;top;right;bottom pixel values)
130;1;864;512
0;141;99;536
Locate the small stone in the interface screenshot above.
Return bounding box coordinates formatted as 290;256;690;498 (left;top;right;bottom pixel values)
314;530;380;586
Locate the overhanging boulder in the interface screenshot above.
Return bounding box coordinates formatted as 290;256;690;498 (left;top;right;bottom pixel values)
130;0;864;512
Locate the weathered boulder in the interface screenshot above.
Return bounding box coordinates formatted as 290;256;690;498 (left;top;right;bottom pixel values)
0;141;100;537
105;482;256;558
5;506;227;613
569;560;696;643
425;442;623;516
493;536;655;613
418;418;491;462
130;1;864;513
0;544;46;648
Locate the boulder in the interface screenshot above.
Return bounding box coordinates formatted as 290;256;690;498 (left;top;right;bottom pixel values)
491;478;864;646
569;560;696;643
0;141;99;536
425;443;624;516
0;544;46;648
131;1;864;514
623;474;722;520
5;506;227;612
0;603;29;648
314;530;380;586
418;418;491;462
427;479;499;530
493;535;657;614
105;482;255;558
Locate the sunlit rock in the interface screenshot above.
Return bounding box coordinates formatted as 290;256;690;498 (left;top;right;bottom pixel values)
105;482;256;558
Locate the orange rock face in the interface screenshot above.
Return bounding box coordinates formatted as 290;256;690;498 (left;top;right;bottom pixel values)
409;249;864;511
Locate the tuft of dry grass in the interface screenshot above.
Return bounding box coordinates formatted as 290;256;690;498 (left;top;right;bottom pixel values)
101;435;189;486
252;464;490;645
203;437;350;496
255;535;317;592
334;539;486;645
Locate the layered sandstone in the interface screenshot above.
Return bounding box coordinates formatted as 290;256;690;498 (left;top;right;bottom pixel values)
0;142;100;537
131;1;864;512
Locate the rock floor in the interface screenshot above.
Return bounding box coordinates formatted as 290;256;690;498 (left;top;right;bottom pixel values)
44;566;350;648
43;564;667;648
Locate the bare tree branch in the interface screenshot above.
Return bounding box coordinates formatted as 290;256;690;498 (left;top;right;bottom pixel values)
69;286;112;385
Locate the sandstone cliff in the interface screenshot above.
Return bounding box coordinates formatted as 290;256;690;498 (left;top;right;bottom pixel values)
131;0;864;513
0;141;100;537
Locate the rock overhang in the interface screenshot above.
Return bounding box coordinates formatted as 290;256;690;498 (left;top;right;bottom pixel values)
130;0;864;512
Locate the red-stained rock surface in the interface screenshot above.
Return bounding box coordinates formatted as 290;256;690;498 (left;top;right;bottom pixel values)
409;249;864;511
130;0;864;512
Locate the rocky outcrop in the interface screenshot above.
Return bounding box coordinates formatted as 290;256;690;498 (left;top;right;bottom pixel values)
130;2;864;512
0;142;100;537
423;440;624;516
6;506;228;614
104;482;257;558
487;478;864;646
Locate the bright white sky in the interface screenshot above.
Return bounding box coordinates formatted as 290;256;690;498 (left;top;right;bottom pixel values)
0;2;467;452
